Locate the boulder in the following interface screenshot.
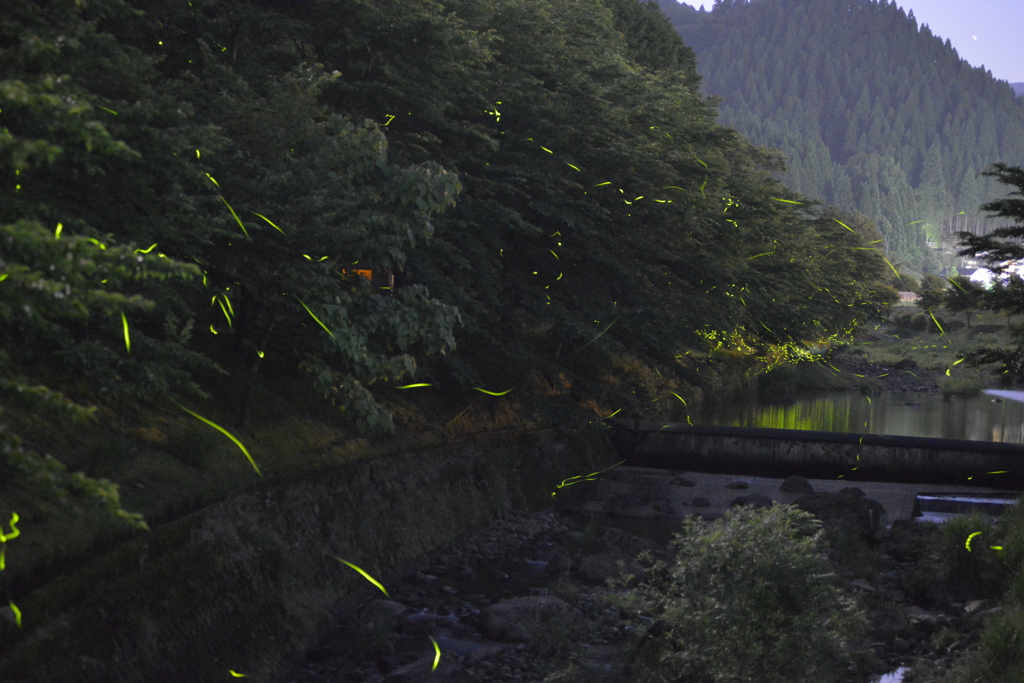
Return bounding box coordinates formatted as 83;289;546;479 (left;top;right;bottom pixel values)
725;481;749;490
893;359;919;371
730;493;774;509
907;606;940;632
794;491;886;542
692;497;711;508
479;596;571;641
578;551;649;583
780;475;813;494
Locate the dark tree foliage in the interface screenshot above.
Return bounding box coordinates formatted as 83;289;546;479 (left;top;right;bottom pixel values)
943;275;984;328
663;0;1024;273
917;274;947;313
0;0;892;524
955;165;1024;372
957;165;1024;269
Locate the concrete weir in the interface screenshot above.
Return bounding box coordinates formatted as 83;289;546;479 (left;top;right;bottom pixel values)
607;418;1024;489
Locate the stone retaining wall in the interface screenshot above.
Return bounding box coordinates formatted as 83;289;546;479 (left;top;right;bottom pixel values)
0;429;610;683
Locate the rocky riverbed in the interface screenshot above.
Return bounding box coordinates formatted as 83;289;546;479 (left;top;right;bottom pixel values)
280;470;997;683
833;352;942;394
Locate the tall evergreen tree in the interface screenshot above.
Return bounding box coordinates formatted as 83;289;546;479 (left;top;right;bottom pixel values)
662;0;1024;273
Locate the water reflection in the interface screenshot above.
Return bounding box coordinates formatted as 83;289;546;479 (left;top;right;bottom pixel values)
693;391;1024;443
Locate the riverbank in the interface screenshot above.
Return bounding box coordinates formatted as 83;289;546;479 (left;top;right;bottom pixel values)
282;468;1017;683
753;319;1011;402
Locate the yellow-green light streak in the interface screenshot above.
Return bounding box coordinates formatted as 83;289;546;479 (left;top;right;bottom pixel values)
473;387;513;396
396;383;432;389
880;256;900;279
295;298;334;337
219;196;249;238
772;198;803;204
429;635;441;671
176;404;262;477
833;219;856;233
0;512;19;543
216;299;233;328
966;531;982;551
121;312;131;353
333;557;389;597
251;212;286;234
229;671;248;678
9;602;21;628
553;460;626;497
134;243;158;254
966;471;1009;481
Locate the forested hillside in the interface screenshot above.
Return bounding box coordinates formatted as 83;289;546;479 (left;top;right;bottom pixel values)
661;0;1024;273
1;0;890;526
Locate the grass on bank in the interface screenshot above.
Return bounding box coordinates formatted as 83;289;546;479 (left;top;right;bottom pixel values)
833;306;1013;396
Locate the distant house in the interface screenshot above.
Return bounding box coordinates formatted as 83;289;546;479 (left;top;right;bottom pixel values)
897;291;921;304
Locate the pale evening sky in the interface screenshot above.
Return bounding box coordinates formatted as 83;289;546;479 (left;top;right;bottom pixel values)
676;0;1024;84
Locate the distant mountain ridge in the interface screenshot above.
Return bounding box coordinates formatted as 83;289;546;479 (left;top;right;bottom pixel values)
1013;83;1024;97
659;0;1024;271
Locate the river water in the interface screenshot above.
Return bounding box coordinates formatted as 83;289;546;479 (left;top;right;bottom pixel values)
692;389;1024;443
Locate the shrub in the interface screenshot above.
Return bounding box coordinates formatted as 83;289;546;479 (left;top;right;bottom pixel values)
932;513;1002;596
616;505;867;683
